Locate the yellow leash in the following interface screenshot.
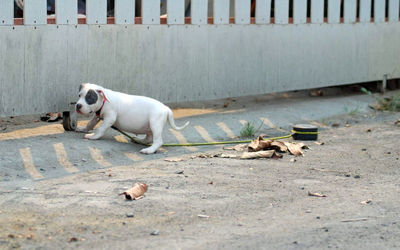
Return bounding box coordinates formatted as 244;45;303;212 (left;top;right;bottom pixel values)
112;126;318;147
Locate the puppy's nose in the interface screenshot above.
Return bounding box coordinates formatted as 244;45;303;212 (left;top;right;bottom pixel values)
76;103;82;111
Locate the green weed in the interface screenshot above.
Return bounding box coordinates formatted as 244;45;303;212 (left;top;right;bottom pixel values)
361;87;400;111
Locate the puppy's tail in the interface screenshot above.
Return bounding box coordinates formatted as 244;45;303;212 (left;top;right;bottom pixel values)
167;109;190;131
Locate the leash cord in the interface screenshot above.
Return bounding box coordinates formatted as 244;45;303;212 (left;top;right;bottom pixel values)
111;126;318;147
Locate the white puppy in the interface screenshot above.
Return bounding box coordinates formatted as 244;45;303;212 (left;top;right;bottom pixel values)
75;83;189;154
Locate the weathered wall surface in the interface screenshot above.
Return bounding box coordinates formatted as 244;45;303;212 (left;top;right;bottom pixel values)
1;22;399;117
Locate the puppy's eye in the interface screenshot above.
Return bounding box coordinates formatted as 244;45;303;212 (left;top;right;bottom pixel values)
79;94;81;98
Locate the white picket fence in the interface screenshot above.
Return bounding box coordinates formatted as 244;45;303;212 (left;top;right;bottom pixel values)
0;0;400;116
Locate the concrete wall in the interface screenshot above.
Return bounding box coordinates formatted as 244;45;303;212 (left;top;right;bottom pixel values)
0;0;400;117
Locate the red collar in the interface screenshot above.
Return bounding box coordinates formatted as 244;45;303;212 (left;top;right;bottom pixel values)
96;99;106;117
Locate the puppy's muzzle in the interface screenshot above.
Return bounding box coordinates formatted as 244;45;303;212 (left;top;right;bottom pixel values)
76;103;82;113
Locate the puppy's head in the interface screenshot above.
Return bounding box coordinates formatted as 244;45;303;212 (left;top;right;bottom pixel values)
75;83;108;115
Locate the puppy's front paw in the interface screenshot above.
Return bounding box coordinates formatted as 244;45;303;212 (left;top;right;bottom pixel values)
76;126;88;133
140;148;156;154
84;133;95;140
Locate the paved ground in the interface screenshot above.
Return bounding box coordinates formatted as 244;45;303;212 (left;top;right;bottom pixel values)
0;89;399;249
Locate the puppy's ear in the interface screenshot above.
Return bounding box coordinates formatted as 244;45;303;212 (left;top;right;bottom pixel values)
96;89;109;102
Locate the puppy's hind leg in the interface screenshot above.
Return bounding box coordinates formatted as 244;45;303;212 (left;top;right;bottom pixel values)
140;118;165;154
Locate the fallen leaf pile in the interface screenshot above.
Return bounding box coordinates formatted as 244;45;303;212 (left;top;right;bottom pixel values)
221;135;309;159
248;136;307;157
40;112;62;122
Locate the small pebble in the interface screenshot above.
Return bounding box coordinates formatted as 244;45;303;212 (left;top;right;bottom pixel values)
126;213;134;218
316;216;321;219
361;149;367;152
354;175;361;179
150;230;159;236
175;170;184;174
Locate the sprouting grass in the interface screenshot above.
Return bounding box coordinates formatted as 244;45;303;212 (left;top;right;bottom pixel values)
344;104;360;115
361;87;400;111
240;122;256;137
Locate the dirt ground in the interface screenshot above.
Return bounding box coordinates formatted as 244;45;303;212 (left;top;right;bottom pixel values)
0;109;399;249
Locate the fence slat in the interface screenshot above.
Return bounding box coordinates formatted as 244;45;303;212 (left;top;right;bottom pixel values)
142;0;160;24
168;0;185;24
235;0;251;24
389;0;400;22
328;0;340;24
86;0;107;24
0;0;13;25
293;0;307;24
56;0;77;25
275;0;289;24
191;0;208;24
359;0;372;22
374;0;386;23
214;0;230;24
115;0;135;24
344;0;357;23
24;0;47;25
311;0;324;24
255;0;271;24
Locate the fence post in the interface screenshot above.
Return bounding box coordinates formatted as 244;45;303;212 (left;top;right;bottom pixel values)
275;0;289;24
56;0;78;25
293;0;307;24
389;0;400;22
214;0;230;24
374;0;386;23
344;0;357;23
235;0;250;24
311;0;324;24
0;0;13;25
359;0;372;23
86;0;107;24
191;0;208;24
142;0;160;24
328;0;340;24
255;0;271;24
115;0;135;24
24;0;47;25
167;0;185;24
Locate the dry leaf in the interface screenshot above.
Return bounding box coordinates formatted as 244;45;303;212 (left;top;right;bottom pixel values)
192;153;214;159
223;144;247;152
308;191;327;197
120;183;148;200
164;158;184;162
395;119;400;125
241;150;276;159
310;89;324;97
284;142;304;156
220;154;238;159
248;136;273;152
198;214;210;218
314;141;324;146
271;141;288;152
331;123;340;127
366;128;372;132
360;199;372;205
